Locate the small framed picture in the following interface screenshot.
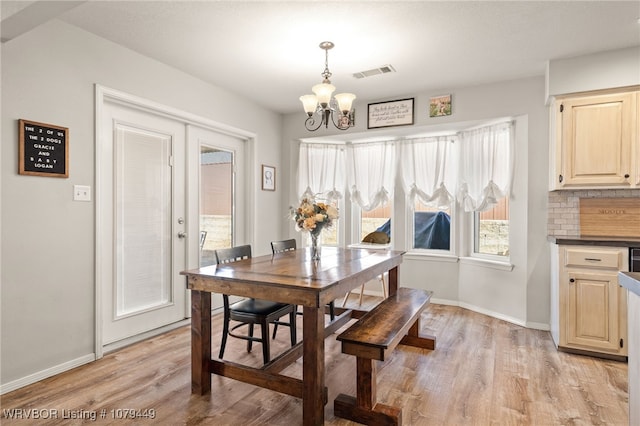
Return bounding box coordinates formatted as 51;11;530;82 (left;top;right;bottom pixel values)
429;94;452;117
262;164;276;191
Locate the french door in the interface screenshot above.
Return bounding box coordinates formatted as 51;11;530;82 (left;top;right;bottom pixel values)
97;86;253;354
99;100;187;347
189;125;247;310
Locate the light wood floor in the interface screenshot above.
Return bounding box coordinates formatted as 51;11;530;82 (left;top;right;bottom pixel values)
1;297;628;425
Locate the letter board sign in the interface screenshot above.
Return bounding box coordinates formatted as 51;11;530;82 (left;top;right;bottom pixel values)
19;119;69;178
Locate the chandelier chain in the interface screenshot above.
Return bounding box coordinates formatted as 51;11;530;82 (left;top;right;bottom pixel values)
322;48;332;83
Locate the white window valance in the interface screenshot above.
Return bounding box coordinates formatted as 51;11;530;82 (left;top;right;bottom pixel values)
297;143;345;201
457;120;514;212
346;141;396;212
297;119;514;213
400;135;457;209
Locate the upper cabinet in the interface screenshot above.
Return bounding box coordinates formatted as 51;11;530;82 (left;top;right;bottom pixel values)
550;88;639;190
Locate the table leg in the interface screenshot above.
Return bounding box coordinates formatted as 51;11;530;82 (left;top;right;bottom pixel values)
302;305;325;425
191;290;211;394
388;266;399;296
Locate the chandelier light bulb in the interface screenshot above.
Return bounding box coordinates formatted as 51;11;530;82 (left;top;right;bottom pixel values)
299;95;318;116
334;93;356;114
312;83;335;108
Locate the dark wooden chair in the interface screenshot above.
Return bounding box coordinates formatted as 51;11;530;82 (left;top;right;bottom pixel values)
215;245;297;364
270;239;335;333
270;238;297;253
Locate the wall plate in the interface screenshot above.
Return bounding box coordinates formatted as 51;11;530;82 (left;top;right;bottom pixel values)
73;185;91;201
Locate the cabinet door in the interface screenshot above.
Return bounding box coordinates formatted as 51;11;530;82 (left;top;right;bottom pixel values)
566;270;626;354
560;92;634;187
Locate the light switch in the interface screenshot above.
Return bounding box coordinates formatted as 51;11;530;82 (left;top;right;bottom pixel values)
73;185;91;201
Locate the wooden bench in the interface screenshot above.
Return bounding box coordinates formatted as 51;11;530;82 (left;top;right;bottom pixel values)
334;287;435;425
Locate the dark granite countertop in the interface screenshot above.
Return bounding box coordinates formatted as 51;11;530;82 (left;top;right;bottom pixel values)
619;272;640;297
548;235;640;247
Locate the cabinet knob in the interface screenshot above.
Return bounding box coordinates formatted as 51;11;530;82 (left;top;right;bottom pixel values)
559;174;563;183
624;174;630;179
569;278;575;283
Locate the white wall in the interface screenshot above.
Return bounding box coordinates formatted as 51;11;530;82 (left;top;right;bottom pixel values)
282;76;550;329
1;20;283;390
546;46;640;99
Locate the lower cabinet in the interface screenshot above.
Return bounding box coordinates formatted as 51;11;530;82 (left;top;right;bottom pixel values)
557;245;628;358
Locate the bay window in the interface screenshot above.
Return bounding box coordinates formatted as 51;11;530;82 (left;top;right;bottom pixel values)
296;118;514;261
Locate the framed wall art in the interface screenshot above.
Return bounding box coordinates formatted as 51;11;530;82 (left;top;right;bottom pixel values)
367;98;414;129
19;119;69;178
429;94;452;117
262;164;276;191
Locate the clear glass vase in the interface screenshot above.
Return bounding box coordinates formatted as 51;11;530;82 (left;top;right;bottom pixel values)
310;231;321;261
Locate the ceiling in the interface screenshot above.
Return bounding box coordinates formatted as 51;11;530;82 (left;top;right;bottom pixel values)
2;1;640;115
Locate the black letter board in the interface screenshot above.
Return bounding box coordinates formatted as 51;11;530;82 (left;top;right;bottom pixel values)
19;119;69;178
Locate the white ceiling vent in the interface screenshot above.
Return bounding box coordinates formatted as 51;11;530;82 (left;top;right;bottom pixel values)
353;64;396;79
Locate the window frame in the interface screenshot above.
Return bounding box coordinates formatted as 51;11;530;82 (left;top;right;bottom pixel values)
470;200;511;263
406;200;457;256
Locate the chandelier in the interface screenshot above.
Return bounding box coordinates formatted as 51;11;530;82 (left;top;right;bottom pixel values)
299;41;356;131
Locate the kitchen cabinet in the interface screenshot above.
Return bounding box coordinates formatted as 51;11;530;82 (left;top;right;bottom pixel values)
556;245;628;358
550;89;639;190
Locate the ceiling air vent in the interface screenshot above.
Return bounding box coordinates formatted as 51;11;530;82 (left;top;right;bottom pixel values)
353;64;396;79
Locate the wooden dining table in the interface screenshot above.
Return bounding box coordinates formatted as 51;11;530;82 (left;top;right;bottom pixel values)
181;246;405;426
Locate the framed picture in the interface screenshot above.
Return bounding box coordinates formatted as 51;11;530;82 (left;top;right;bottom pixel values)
19;119;69;178
429;94;452;117
367;98;414;129
262;164;276;191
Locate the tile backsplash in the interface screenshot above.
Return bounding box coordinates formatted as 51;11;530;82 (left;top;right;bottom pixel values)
548;189;640;237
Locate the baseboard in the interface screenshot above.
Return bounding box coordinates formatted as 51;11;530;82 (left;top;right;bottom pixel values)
525;321;550;331
343;293;552;332
360;289;384;297
0;353;95;395
430;297;459;306
430;298;550;331
458;301;527;327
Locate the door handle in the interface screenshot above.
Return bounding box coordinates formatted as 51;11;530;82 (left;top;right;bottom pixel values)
177;232;187;239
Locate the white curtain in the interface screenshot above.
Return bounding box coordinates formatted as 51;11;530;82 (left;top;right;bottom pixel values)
400;135;457;209
346;141;395;212
297;143;345;201
458;121;514;212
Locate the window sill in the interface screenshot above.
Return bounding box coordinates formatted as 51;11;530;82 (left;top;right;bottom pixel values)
348;243;391;251
404;251;459;263
459;256;514;271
